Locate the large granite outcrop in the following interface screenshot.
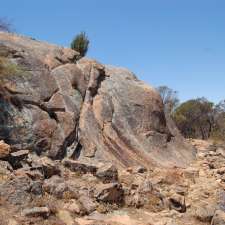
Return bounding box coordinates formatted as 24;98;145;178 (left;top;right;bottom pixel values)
0;32;195;168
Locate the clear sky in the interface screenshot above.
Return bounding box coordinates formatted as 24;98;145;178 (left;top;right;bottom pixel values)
1;0;225;103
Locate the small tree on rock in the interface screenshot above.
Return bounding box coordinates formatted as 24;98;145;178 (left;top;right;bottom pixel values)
71;32;89;58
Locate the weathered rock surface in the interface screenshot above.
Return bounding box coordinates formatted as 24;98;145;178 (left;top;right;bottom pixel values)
0;140;11;158
0;32;195;168
62;158;97;174
96;163;118;183
212;210;225;225
95;182;124;203
0;175;33;205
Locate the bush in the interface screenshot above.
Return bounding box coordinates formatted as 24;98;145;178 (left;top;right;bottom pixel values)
0;56;28;109
0;56;26;81
70;32;89;58
172;98;214;139
211;100;225;142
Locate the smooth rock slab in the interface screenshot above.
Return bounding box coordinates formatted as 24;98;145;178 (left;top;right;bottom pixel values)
63;159;97;174
22;207;50;218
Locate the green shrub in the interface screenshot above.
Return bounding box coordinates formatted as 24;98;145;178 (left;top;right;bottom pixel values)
0;56;29;108
70;32;89;58
0;57;20;78
172;98;214;139
0;56;28;80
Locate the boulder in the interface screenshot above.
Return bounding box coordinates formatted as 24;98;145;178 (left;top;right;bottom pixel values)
10;149;29;158
22;207;50;218
0;32;195;169
30;181;43;195
183;167;199;182
193;202;215;222
14;167;44;180
124;179;164;210
63;199;86;215
78;195;97;214
0;175;32;205
0;140;11;159
0;32;81;159
33;156;61;178
95;183;124;204
9;150;29;168
63;159;97;174
212;210;225;225
77;60;196;168
95;163;118;183
43;176;66;198
43;175;78;199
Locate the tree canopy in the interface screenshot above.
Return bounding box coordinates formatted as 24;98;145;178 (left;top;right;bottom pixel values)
172;98;215;140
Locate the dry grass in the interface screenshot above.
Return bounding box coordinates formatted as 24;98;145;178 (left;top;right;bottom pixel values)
0;56;24;79
0;56;29;109
31;193;60;215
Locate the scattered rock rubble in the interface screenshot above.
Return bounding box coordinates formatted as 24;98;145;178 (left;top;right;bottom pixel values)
0;139;224;224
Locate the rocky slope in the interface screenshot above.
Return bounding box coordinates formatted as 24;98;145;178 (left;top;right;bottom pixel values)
2;32;221;225
0;32;195;168
0;137;225;224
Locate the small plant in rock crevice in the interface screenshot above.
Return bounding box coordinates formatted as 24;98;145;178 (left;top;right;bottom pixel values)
70;32;89;59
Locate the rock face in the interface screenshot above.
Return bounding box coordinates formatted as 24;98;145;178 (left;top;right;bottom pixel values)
0;32;195;168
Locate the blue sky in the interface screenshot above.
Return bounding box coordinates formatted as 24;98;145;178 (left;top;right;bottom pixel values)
1;0;225;103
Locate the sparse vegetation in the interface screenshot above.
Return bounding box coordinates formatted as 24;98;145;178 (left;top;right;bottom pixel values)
0;56;24;79
70;32;89;58
157;86;179;114
157;86;225;142
0;56;27;109
211;100;225;142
